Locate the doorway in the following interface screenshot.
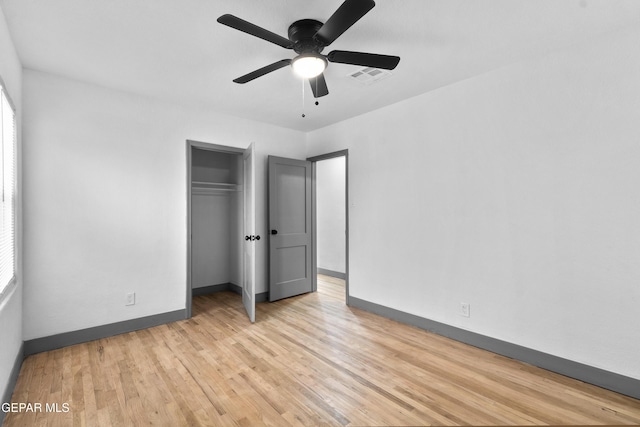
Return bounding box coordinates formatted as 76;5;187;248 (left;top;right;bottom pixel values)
308;150;349;304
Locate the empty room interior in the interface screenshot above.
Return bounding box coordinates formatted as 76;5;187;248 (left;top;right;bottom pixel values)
1;0;640;425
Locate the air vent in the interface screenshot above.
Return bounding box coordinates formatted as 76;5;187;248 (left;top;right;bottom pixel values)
348;67;392;85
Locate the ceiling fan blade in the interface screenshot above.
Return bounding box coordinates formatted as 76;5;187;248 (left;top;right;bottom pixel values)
218;14;293;49
327;50;400;70
233;59;292;84
309;73;329;98
314;0;375;46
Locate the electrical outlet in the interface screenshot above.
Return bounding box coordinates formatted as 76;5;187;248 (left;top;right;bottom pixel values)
460;302;470;317
126;292;135;306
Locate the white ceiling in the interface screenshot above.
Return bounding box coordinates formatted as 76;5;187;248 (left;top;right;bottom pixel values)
2;0;640;132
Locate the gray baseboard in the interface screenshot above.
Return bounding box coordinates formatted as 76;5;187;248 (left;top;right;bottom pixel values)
192;283;230;297
228;283;242;296
317;268;347;280
230;283;269;303
0;342;24;425
24;309;187;356
349;296;640;400
194;282;268;303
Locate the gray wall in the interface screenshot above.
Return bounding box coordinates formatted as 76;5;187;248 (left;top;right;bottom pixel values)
191;193;231;288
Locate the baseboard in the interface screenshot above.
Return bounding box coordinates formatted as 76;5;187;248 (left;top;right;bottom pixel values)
226;283;268;303
192;283;230;297
24;309;187;356
317;268;346;280
0;342;24;425
209;283;269;303
349;296;640;400
228;283;242;296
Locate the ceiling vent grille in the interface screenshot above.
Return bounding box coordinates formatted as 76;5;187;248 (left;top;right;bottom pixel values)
348;67;392;85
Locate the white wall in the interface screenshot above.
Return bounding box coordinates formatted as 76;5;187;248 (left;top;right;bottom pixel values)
22;70;306;340
307;25;640;380
316;156;346;274
0;4;22;403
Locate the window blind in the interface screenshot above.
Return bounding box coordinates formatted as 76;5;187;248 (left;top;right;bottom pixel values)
0;83;16;295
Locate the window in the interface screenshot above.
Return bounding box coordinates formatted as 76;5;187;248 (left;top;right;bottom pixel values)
0;81;16;299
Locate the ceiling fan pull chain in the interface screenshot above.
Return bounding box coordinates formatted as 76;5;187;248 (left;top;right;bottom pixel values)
301;78;306;118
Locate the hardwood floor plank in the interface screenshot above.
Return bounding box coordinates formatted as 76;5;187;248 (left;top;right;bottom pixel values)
5;275;640;426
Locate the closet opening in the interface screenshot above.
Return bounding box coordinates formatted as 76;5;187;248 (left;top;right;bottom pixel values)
186;141;247;319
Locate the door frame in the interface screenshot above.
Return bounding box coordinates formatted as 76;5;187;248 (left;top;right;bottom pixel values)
307;150;350;304
186;140;246;319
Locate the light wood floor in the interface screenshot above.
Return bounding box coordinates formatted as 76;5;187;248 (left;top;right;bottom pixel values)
6;275;640;426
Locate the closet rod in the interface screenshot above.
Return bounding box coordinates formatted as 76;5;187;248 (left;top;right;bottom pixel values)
192;181;237;187
192;188;237;193
192;182;241;192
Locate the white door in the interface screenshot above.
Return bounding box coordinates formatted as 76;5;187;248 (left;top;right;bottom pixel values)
268;156;313;301
243;143;256;322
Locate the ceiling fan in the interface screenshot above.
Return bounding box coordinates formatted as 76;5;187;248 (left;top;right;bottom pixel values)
217;0;400;98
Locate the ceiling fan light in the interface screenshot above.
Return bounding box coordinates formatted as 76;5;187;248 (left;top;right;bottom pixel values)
292;55;327;79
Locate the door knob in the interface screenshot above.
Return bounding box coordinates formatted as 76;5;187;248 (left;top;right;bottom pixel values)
271;230;278;235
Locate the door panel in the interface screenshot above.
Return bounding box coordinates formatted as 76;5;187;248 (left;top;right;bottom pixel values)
275;246;308;283
269;156;312;301
274;164;308;234
243;143;256;322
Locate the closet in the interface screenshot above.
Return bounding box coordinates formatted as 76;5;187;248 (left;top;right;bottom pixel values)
191;147;243;296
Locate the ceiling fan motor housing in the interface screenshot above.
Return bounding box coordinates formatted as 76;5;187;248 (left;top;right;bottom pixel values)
288;19;325;54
